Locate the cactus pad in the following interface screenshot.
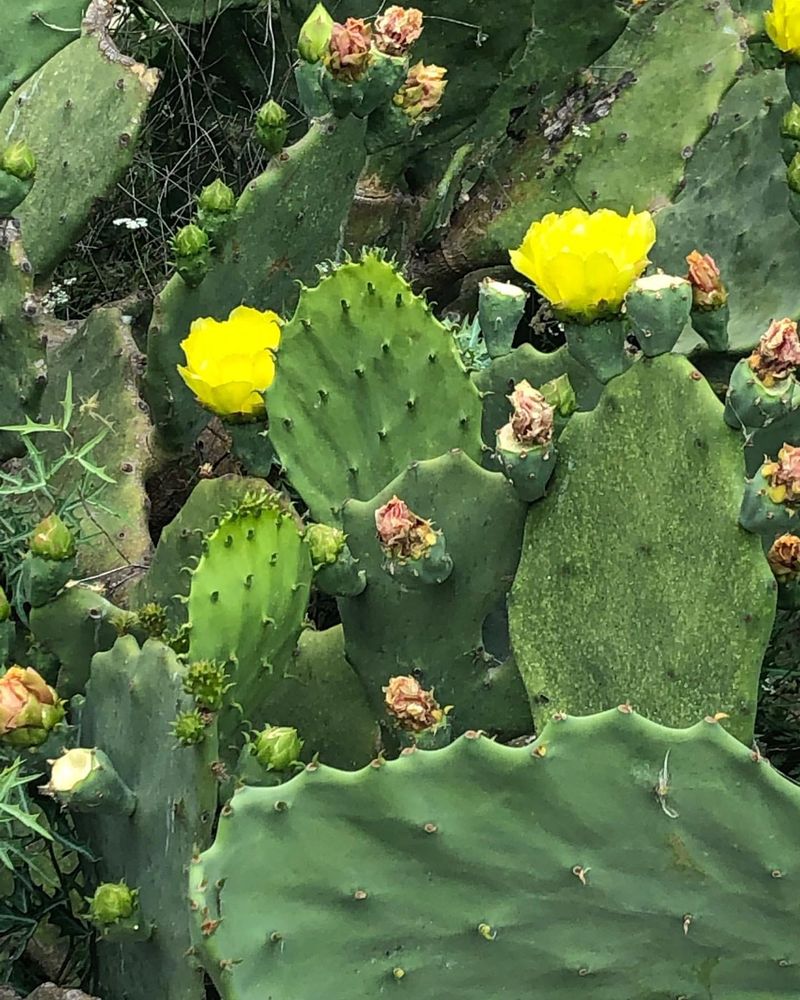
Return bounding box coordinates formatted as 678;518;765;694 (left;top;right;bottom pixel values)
510;355;775;740
191;708;800;999
268;253;483;522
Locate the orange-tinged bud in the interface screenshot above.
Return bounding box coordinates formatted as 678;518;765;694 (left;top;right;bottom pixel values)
383;675;444;732
767;533;800;579
0;667;64;747
685;250;727;309
374;6;423;56
326;18;373;81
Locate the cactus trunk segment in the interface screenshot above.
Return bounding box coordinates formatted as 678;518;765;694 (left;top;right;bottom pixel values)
339;450;532;737
36;307;155;599
191;708;800;999
79;636;217;1000
267;252;483;523
510;355;775;741
145;115;368;452
0;224;45;459
0;25;159;278
186;493;313;756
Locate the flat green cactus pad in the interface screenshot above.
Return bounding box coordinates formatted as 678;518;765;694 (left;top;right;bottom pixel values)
340;450;531;736
0;33;158;277
191;709;800;999
268;252;483;523
2;1;85;108
510;354;775;741
81;636;216;1000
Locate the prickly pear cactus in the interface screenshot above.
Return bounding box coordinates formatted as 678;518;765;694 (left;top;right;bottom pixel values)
3;1;86;107
268;252;483;522
77;636;217;1000
191;708;800;999
510;355;776;741
339;449;531;736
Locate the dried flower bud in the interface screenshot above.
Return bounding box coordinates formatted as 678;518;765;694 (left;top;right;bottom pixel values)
762;443;800;505
767;533;800;579
747;318;800;386
326;18;373;81
393;61;447;119
374;6;423;56
375;496;437;560
383;675;444;732
685;250;727;309
497;380;554;453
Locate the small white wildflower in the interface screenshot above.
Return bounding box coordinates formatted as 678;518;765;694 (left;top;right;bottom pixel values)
571;123;591;138
112;217;149;231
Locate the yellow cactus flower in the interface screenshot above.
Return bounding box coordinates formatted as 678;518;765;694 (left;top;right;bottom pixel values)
177;305;282;419
765;0;800;56
509;207;656;322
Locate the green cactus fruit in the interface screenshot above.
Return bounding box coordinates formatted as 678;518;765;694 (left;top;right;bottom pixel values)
183;660;230;712
305;523;346;567
0;587;9;623
1;140;36;180
624;273;692;358
29;513;75;561
781;103;800;166
323;50;407;120
192;709;800;999
196;179;236;244
788;150;800;194
88;882;137;926
563;316;632;384
171;709;208;747
297;2;334;62
724;359;800;432
254;100;289;155
252;724;304;771
690;301;730;353
172;224;211;288
477;278;527;360
44;747;137;816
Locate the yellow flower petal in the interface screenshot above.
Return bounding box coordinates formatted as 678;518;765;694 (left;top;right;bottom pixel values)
509;206;656;321
228;305;282;351
765;0;800;54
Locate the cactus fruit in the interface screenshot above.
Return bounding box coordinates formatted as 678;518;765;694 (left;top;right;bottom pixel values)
623;273;692;358
191;708;800;999
43;747;137;815
267;251;483;522
477;277;527;359
510;355;775;740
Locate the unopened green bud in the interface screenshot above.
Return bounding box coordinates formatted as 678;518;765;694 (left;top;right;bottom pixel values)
172;225;210;289
297;2;334;63
782;104;800;140
305;523;346;568
30;514;75;561
171;709;207;746
253;724;303;771
539;373;577;418
789;152;800;194
183;660;229;712
0;586;9;623
134;602;168;639
255;100;289;155
172;223;209;258
1;140;36;181
88;882;137;926
197;178;236;215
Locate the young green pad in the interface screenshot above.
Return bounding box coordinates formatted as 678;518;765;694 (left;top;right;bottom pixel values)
191;708;800;1000
510;355;776;741
267;252;483;523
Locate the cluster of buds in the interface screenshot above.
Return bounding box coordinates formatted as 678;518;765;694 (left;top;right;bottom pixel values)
373;6;424;56
375;496;437;561
383;675;446;732
762;443;800;505
393;61;448;119
767;533;800;580
685;251;727;310
497;380;554;453
0;666;64;747
747;318;800;387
